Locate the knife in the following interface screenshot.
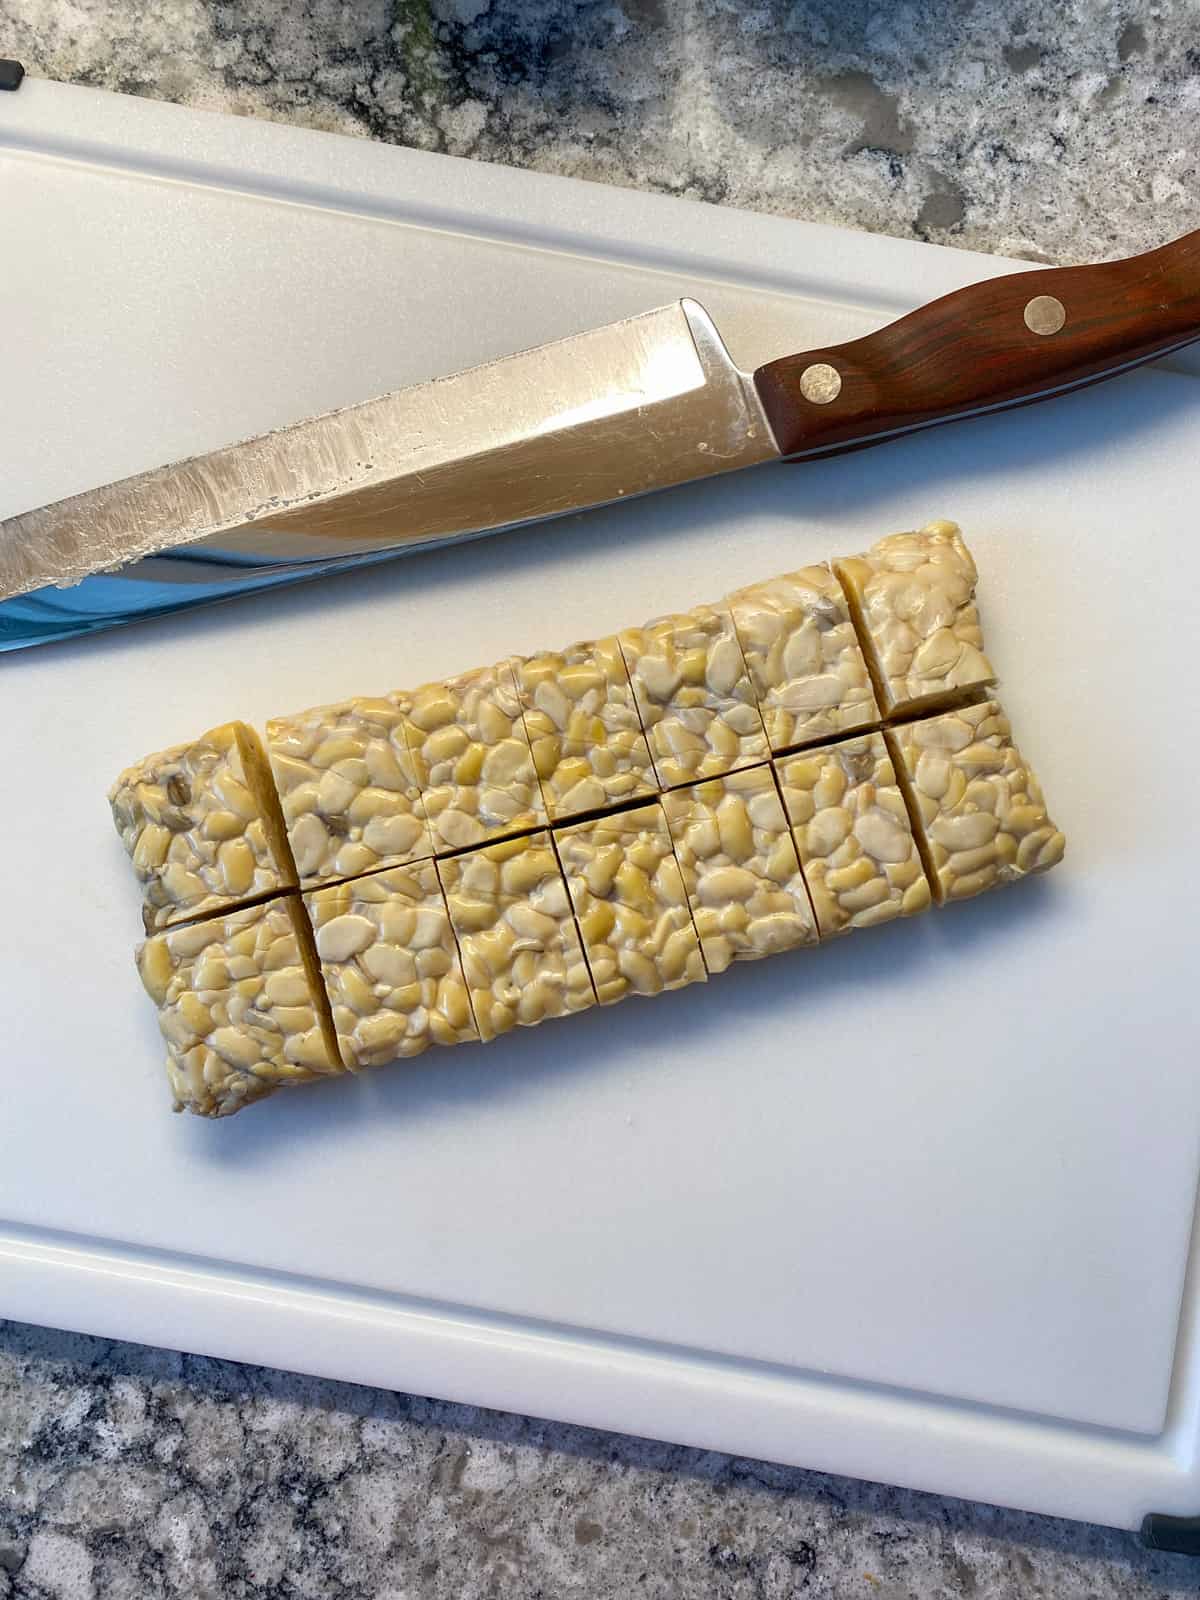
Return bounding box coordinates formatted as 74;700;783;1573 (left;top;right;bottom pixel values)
3;227;1198;653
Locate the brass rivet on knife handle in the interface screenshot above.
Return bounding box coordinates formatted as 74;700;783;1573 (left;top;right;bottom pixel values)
799;363;842;404
753;226;1200;459
1023;295;1067;336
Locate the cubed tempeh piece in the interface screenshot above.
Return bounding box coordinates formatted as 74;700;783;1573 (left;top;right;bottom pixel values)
619;605;768;787
438;832;593;1040
110;721;295;931
777;732;931;935
136;896;343;1117
726;565;879;752
662;765;817;973
306;860;477;1069
406;664;546;854
267;695;433;890
887;700;1066;904
835;520;996;716
558;802;706;1003
517;636;657;820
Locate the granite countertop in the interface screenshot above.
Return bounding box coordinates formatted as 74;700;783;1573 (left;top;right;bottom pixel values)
2;2;1199;1595
4;0;1198;262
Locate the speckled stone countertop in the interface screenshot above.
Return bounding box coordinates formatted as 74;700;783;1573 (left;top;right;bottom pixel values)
6;0;1200;262
3;3;1200;1595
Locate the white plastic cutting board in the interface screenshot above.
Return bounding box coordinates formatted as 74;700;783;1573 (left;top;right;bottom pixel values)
3;79;1200;1533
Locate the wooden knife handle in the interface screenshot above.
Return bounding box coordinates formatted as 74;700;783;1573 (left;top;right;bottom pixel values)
754;228;1200;458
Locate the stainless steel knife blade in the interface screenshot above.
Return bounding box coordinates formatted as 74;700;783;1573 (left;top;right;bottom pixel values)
5;221;1199;653
0;301;778;651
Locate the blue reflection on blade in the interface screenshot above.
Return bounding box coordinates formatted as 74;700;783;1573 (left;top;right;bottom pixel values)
0;546;411;654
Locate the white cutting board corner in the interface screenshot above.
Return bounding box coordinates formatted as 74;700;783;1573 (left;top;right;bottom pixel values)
3;78;1200;1533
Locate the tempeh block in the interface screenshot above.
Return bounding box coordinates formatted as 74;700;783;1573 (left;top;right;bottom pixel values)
306;860;477;1069
136;896;343;1117
517;635;657;820
110;721;295;931
662;765;817;973
115;517;1071;1121
726;565;879;752
777;732;931;935
439;832;594;1040
887;700;1066;904
267;695;433;889
558;802;706;1003
835;520;996;716
619;605;768;787
406;664;546;854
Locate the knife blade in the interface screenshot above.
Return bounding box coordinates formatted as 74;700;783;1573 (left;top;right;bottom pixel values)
3;228;1198;653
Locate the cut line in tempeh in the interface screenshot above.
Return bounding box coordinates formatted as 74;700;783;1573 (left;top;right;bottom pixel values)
726;564;880;753
136;894;344;1117
405;662;547;855
557;801;707;1002
266;694;433;891
661;764;817;973
619;603;769;788
835;520;996;718
516;634;658;821
776;731;931;936
438;830;594;1040
110;721;297;932
886;699;1066;905
306;859;477;1069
